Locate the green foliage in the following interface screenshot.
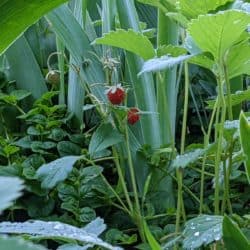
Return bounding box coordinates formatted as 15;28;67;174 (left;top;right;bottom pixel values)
36;156;81;189
239;111;250;183
0;219;121;250
89;123;123;158
188;10;250;60
178;0;234;19
223;215;250;250
0;0;68;55
0;237;47;250
94;29;155;60
183;215;223;249
0;177;23;213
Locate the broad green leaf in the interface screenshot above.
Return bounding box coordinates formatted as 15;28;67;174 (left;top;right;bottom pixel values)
36;156;81;189
94;29;155;60
188;10;250;60
0;220;121;250
0;237;47;250
183;215;223;249
139;54;193;75
143;221;161;250
223;215;250;250
239;111;250;183
207;89;250;109
226;41;250;79
89;123;124;158
178;0;234;19
0;177;24;213
188;54;214;71
0;0;68;55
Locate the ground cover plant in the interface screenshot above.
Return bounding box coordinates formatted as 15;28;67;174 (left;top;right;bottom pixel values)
0;0;250;249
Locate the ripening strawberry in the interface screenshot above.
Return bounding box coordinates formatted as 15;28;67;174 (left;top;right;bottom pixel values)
106;84;125;105
127;108;140;125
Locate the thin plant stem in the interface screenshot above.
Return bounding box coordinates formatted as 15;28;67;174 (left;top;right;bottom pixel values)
175;62;189;237
199;97;219;214
214;68;227;215
112;147;134;213
124;124;145;242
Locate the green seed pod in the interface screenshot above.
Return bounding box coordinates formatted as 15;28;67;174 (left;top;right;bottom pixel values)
45;70;60;85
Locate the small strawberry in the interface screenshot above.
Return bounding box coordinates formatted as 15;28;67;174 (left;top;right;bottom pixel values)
127;108;140;125
106;84;125;105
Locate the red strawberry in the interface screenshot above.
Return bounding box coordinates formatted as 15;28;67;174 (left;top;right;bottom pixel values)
106;84;125;105
127;108;140;125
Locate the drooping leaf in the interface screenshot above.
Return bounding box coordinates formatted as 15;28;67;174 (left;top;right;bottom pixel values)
183;215;223;249
223;215;250;250
94;29;155;60
0;237;47;250
89;123;124;158
139;54;193;75
188;10;250;60
0;0;68;55
36;156;81;189
0;220;121;250
239;111;250;183
178;0;234;19
0;177;24;214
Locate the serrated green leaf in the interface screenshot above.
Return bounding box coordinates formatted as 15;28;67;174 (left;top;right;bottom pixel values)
0;0;68;55
0;177;24;213
94;29;155;60
188;10;250;60
139;54;193;75
36;156;81;189
178;0;234;19
183;215;223;249
0;220;121;250
0;236;47;250
239;111;250;183
223;215;250;250
89;123;123;158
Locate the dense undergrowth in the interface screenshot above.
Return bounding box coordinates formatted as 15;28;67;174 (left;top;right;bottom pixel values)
0;0;250;249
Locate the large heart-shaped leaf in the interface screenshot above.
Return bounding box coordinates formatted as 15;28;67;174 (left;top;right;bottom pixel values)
0;0;68;55
94;29;155;60
36;156;81;189
0;177;24;214
188;10;250;60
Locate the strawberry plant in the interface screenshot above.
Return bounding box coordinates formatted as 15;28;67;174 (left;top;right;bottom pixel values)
0;0;250;249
